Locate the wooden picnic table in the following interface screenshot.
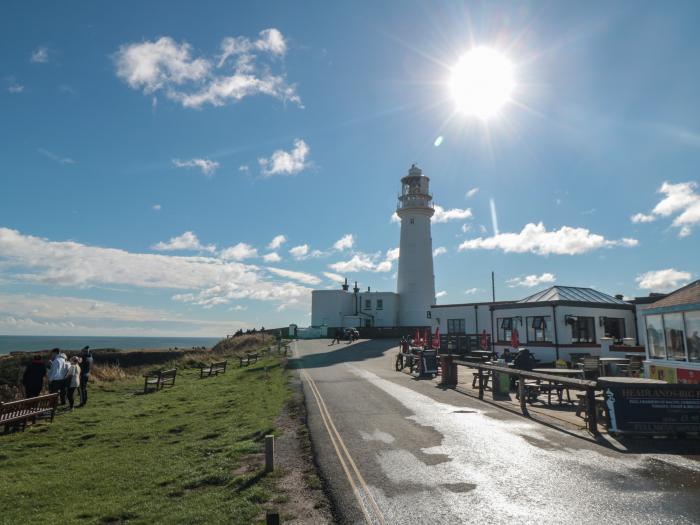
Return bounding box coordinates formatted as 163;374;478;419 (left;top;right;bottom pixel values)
598;377;667;384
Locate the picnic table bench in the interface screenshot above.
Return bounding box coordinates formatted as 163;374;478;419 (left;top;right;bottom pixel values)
200;360;228;378
239;353;259;367
1;393;59;433
143;369;177;394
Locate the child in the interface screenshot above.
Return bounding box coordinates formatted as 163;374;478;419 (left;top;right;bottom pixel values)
65;356;82;411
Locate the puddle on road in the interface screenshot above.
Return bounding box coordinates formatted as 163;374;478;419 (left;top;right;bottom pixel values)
349;365;700;524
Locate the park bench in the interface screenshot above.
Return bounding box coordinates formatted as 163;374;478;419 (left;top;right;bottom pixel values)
199;360;228;378
143;369;177;394
1;393;59;433
239;353;259;367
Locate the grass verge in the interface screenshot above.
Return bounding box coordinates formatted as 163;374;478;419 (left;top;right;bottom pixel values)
0;348;289;524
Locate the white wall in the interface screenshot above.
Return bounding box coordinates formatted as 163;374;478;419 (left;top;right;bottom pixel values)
358;291;399;327
431;304;492;334
311;290;355;327
492;304;638;362
397;209;435;326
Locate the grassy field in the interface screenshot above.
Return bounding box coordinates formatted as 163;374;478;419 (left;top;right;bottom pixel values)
0;348;291;524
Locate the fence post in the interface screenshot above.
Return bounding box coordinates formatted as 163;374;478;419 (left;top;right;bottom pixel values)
265;435;275;472
478;367;484;400
518;374;529;416
586;387;598;435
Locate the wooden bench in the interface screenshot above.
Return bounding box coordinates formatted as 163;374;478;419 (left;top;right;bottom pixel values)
200;360;228;378
143;369;177;394
1;393;59;433
239;353;259;367
576;392;606;421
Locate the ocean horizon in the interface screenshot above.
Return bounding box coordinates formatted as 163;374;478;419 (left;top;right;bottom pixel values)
0;335;222;355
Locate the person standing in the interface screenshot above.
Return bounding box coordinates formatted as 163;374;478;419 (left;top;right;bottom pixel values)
22;355;46;398
78;346;93;407
48;349;68;405
65;356;81;411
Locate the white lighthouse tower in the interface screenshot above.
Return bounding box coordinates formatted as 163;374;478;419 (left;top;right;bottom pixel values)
396;164;436;326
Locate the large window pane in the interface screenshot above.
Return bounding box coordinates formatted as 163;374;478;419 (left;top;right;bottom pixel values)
664;313;686;361
684;311;700;362
447;319;465;334
603;317;626;342
646;315;666;359
527;316;552;342
570;316;595;343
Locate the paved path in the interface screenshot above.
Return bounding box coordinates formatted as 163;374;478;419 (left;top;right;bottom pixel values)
291;338;700;524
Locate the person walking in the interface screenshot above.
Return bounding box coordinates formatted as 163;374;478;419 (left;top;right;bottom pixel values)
48;349;69;405
78;346;93;407
65;356;81;411
22;355;46;398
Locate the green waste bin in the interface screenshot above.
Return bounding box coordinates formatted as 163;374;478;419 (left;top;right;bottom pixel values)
493;371;511;396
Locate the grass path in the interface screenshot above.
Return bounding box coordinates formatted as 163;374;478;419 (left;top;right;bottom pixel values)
0;355;289;524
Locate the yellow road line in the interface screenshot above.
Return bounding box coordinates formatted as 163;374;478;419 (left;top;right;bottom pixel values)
302;370;386;525
302;370;373;524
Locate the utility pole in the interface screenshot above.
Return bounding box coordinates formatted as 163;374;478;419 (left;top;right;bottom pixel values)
491;271;496;302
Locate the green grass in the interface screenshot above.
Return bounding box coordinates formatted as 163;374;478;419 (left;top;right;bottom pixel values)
0;355;290;525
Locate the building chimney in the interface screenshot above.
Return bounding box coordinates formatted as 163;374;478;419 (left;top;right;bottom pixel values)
342;278;349;292
367;286;371;292
353;281;359;294
615;294;624;300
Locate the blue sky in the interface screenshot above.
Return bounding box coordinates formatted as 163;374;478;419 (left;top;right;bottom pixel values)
1;0;699;336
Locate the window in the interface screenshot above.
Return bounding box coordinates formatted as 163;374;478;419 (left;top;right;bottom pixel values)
685;311;700;362
527;316;552;343
410;218;414;224
364;299;371;310
447;319;465;334
646;314;666;359
376;299;383;310
569;316;595;343
603;317;626;342
664;313;686;361
498;317;513;342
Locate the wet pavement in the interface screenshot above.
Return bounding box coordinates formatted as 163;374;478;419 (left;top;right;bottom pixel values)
291;338;700;524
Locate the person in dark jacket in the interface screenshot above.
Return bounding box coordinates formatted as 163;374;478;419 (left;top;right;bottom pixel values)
22;355;46;398
78;346;93;407
513;348;537;371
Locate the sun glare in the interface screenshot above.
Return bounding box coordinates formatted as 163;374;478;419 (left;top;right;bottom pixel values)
449;47;515;120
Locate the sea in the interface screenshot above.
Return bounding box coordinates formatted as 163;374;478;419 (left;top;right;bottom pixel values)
0;335;222;355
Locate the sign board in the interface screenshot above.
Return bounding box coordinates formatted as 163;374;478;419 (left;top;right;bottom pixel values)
600;381;700;435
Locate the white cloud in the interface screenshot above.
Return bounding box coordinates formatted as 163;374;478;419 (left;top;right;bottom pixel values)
458;222;638;256
38;148;74;165
8;84;24;93
461;224;472;233
114;31;300;109
262;252;281;263
329;254;377;273
385;248;400;261
631;213;655;223
152;204;162;211
507;272;556;288
631;181;700;237
466;188;479;198
267;267;320;285
152;231;216;252
433;246;447;257
0;227;311;311
172;158;219;176
635;268;692;291
267;234;287;249
432;205;473;223
31;47;49;63
259;139;310;177
333;234;354;251
289;244;309;259
435;290;448;298
465;288;480;295
323;271;346;284
391;212;400;224
220;242;257;261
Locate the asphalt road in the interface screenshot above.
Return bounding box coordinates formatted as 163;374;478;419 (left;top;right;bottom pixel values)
290;338;700;525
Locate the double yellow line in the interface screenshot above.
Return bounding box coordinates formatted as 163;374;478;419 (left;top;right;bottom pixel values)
301;369;386;525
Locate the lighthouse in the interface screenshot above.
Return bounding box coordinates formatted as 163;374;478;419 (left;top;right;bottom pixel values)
396;164;436;326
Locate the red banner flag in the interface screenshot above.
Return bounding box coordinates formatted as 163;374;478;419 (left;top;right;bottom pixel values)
433;327;440;349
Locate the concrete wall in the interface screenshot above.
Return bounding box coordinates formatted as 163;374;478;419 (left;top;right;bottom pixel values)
358;291;399;327
397;209;435;326
430;304;492;334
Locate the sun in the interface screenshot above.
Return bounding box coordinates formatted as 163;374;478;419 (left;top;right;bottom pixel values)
449;47;515;120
